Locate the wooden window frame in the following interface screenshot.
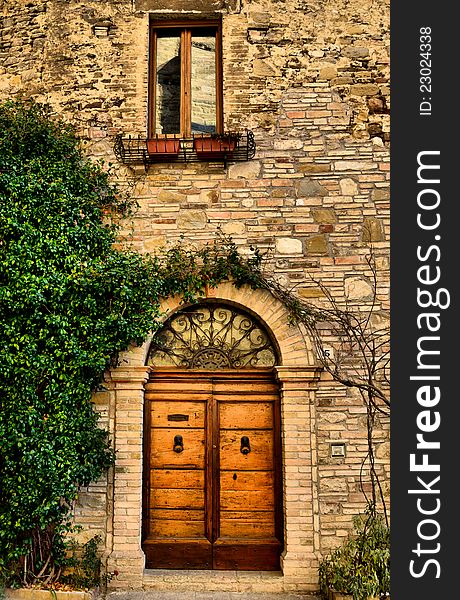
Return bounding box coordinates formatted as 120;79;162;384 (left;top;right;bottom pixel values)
148;20;223;138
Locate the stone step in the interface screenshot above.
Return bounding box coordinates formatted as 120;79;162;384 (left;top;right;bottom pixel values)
136;570;318;595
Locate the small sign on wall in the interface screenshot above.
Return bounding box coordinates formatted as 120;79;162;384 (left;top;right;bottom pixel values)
330;442;346;457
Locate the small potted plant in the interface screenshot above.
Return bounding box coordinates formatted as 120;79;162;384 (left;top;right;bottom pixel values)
146;136;181;156
193;132;241;158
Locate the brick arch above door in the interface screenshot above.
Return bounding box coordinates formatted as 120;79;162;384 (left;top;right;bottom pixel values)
118;282;317;369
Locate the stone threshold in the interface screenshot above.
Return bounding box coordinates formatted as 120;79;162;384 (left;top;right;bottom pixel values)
139;570;315;594
143;570;283;593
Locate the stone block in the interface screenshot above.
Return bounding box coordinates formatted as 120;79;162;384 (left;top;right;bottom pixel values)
298;288;325;298
297;179;328;197
372;187;390;201
376;441;390;459
339;178;358;195
221;221;246;235
362;217;385;242
135;0;227;10
306;235;328;255
298;163;331;174
318;65;337;80
320;477;348;493
276;238;303;255
342;46;370;59
228;160;261;179
176;209;207;229
157;190;184;203
319;412;347;424
274;139;304;150
5;591;94;600
312;208;336;224
344;276;373;300
143;236;167;251
350;83;380;96
253;58;277;77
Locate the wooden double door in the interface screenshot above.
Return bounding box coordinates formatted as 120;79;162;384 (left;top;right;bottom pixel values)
142;369;283;570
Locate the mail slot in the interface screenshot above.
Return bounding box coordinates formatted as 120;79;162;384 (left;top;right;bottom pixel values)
168;414;189;422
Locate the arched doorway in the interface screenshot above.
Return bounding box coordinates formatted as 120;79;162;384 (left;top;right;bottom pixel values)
142;301;283;570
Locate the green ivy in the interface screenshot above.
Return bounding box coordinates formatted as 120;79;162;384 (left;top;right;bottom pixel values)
0;100;263;586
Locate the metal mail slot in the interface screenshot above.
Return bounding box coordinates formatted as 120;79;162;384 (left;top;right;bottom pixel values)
168;414;189;422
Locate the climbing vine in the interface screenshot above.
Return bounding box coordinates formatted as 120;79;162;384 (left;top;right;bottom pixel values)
247;253;390;521
0;99;389;591
0;100;262;587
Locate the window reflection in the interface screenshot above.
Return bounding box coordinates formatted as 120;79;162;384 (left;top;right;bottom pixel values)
191;34;216;134
155;32;181;134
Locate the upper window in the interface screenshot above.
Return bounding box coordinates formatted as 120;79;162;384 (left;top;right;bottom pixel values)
149;20;223;138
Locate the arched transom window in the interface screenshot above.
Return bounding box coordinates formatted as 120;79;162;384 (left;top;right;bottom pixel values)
147;302;278;369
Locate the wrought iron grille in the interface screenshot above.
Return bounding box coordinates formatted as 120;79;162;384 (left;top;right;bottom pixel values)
147;303;277;369
114;130;256;168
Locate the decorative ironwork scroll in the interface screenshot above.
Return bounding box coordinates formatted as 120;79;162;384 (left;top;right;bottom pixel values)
147;303;277;369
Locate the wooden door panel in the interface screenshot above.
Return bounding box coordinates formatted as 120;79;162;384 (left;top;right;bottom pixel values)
213;375;280;570
220;489;274;511
151;401;206;428
150;469;204;489
150;488;204;509
220;514;275;538
151;428;205;468
150;516;205;538
150;508;204;521
143;370;282;570
219;509;273;522
219;430;273;470
143;539;212;569
219;402;273;429
144;375;210;569
213;540;281;571
150;506;206;539
219;470;273;490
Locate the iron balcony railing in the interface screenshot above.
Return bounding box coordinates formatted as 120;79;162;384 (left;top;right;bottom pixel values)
114;130;256;168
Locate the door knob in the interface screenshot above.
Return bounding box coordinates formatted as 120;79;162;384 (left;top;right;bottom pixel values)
240;436;251;455
173;434;184;453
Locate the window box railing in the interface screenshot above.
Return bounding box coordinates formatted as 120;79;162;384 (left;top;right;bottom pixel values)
114;131;256;168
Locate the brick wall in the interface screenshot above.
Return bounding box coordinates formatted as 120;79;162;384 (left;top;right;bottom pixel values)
1;0;390;591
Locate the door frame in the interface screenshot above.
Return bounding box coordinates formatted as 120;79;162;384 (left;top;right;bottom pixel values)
105;283;322;588
141;367;284;570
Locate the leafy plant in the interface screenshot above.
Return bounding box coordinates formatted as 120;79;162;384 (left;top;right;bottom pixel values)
0;99;264;588
61;535;116;590
319;505;390;600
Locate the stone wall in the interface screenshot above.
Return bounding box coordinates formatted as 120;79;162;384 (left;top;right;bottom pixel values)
1;0;390;591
